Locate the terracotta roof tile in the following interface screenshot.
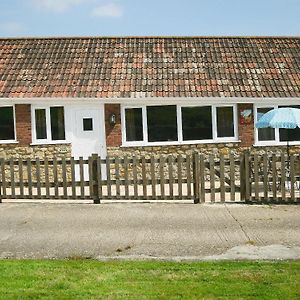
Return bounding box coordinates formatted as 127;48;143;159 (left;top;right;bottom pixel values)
0;36;299;98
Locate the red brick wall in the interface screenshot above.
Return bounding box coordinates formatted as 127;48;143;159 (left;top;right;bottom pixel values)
105;104;122;147
15;104;32;145
238;103;254;148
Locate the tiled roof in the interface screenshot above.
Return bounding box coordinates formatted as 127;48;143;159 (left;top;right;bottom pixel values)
0;36;299;98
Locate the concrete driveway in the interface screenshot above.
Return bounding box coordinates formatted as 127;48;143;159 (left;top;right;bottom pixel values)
0;203;299;260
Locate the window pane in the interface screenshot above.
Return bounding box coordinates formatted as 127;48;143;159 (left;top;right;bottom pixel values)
217;106;234;137
125;108;143;141
83;118;93;131
147;105;177;142
50;107;65;140
182;106;212;140
279;105;300;142
0;106;15;140
35;109;47;139
257;107;275;141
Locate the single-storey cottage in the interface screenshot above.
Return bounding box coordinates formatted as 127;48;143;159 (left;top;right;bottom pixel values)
0;36;299;161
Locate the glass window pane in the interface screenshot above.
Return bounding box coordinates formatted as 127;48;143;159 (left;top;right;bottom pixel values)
83;118;93;131
279;105;300;142
0;106;15;140
125;108;143;141
50;107;65;140
257;107;275;141
147;105;177;142
217;106;234;137
35;109;47;139
182;106;212;141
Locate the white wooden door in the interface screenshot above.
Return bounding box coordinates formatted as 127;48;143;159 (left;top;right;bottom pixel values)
71;107;106;180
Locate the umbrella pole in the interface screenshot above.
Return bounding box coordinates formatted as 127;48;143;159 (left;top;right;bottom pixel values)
287;131;291;186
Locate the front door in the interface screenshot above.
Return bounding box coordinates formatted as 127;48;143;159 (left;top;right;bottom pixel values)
72;107;106;180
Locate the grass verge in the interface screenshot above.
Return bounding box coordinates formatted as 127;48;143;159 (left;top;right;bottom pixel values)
0;260;299;299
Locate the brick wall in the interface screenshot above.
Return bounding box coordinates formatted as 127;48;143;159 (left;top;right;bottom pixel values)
105;104;122;147
15;104;31;146
238;103;254;148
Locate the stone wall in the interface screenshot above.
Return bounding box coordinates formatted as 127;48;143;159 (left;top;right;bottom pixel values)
105;143;237;181
0;144;72;183
107;142;300;158
107;143;242;158
1;141;298;162
106;143;300;181
0;144;71;159
1;142;299;188
249;145;300;155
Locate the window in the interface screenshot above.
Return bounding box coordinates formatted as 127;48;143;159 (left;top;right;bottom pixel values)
125;108;143;141
217;106;234;138
83;118;93;131
279;105;300;142
50;107;65;140
147;105;177;142
0;106;15;141
182;106;212;140
257;107;275;141
35;109;47;139
123;104;237;145
255;105;300;145
33;106;66;143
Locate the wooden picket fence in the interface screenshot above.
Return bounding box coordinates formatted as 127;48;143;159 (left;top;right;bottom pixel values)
245;152;300;203
0;152;299;203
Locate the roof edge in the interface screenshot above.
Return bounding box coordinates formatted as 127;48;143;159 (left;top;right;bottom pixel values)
1;35;300;41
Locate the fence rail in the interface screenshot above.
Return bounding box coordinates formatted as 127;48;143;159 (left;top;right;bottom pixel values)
0;152;299;203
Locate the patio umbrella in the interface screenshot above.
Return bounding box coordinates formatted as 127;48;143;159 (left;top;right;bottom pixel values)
255;107;300;183
256;107;300;155
256;107;300;130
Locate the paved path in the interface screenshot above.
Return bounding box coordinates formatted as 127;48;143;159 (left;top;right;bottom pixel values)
0;203;299;260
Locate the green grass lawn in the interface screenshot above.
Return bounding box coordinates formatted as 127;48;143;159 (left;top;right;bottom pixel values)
0;260;299;299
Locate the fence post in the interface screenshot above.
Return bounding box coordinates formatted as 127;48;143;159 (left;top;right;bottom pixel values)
240;152;246;201
193;152;200;204
92;154;100;204
240;150;251;202
244;151;251;202
0;158;5;203
0;158;2;203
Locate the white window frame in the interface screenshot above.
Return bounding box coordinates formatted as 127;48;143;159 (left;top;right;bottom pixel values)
121;104;238;147
0;105;17;144
254;104;300;146
31;105;67;145
180;104;238;144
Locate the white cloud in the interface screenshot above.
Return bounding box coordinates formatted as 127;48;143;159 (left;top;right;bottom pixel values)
31;0;85;13
91;3;123;17
0;22;25;35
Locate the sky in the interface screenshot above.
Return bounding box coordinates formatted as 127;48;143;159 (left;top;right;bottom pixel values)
0;0;299;37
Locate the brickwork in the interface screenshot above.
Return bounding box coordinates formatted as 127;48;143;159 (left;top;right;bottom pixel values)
15;104;32;145
105;104;122;147
238;103;254;148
